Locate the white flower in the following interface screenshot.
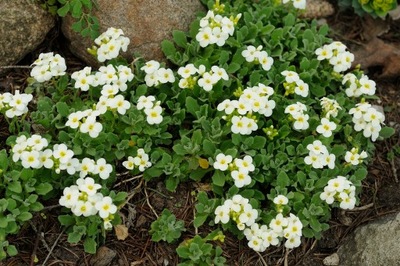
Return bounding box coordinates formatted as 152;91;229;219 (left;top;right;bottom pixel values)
80;116;103;138
38;149;54;169
306;140;328;154
53;144;74;164
285;102;307;116
231;170;252;188
284;235;302;248
217;99;237;115
77;177;101;196
93;158;113;180
292;112;309;130
95;196;117;219
316;118;337;137
78;158;96;178
294;80;309;97
269;213;288;235
198;72;218;91
359;75;376;95
234;155;255;172
73;200;95;217
27;135;48;151
144;105;163;125
66;111;84;129
123;156;135;170
258;51;274;71
315;45;333;60
273;195;289;205
214;205;230;224
293;0;306;9
211;66;229;81
213;153;233;171
137;95;155;110
141;60;160;74
157;68;175;84
20;150;41;169
59;186;80;208
178;64;198;78
110;95;131;115
304;152;324;169
281;70;300;83
196;27;216;47
241;45;262;62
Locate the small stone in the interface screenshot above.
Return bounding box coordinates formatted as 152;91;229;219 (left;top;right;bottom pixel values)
323;253;340;266
89;246;117;266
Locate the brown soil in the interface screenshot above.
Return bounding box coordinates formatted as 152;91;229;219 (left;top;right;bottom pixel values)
2;6;400;266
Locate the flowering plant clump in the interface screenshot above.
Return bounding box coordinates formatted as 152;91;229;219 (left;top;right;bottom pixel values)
0;0;395;262
338;0;397;18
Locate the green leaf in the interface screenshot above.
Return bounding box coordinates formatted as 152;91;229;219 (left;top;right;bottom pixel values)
227;62;240;74
56;102;70;117
71;0;83;18
72;20;83;33
58;215;76;226
379;126;395;139
185;97;200;117
212;171;226;187
57;2;70;17
173;30;187;48
161;40;176;58
8;182;22;194
17;212;32;222
35;183;53;195
283;13;296;26
203;139;216;156
0;149;9;172
84;237;97;254
68;232;82;244
277;171;290;187
194;213;208;228
7;245;18;257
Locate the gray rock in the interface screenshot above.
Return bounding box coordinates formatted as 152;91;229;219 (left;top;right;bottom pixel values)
62;0;205;67
0;0;55;75
337;212;400;266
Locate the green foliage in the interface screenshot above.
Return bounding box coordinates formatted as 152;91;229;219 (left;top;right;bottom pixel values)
39;0;100;39
1;0;395;262
338;0;397;18
150;209;186;243
176;231;226;266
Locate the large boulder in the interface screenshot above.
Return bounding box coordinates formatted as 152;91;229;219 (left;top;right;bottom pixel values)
0;0;55;76
62;0;206;67
336;212;400;265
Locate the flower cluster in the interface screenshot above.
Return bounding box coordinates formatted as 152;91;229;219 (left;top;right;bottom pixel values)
12;135;113;179
122;148;152;172
349;102;385;141
218;83;276;135
241;45;274;71
243;212;303;251
0;90;33;118
66;109;103;138
59;177;118;229
30;52;67;82
196;10;239;47
282;0;306;9
281;70;309;97
284;102;309;130
320;176;356;210
140;60;175;87
93;27;130;62
304;140;336;169
213;153;255;188
136;95;163;125
315;41;354;73
344;147;368;166
72;64;134;92
214;194;258;230
342;73;376;97
177;64;229;91
320;97;342;119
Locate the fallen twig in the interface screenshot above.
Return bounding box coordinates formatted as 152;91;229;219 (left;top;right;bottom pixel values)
41;228;66;266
